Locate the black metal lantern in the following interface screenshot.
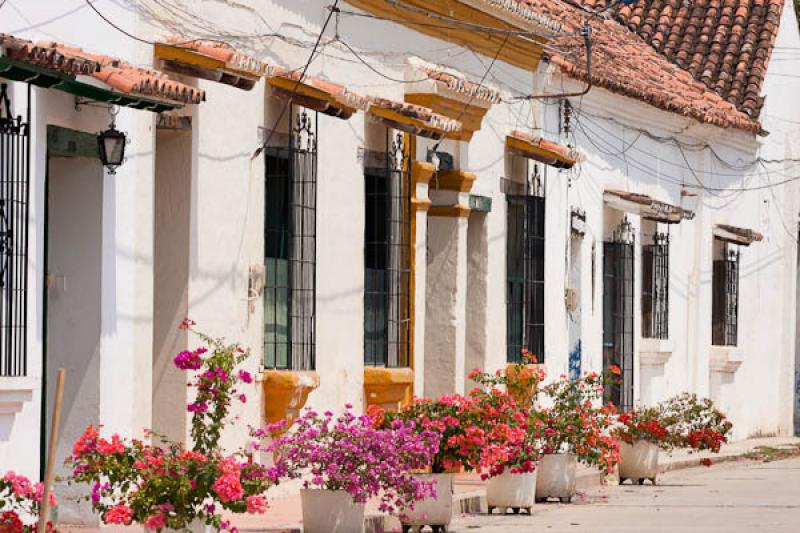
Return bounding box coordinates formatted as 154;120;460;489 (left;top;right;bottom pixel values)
97;122;126;174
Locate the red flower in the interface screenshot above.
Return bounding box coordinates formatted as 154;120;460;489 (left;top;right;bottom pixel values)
700;458;713;468
0;511;24;533
609;365;622;375
104;504;133;525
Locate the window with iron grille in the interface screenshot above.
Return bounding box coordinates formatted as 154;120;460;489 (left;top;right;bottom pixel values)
263;107;316;370
506;194;545;363
0;83;30;377
641;232;669;339
712;240;739;347
603;219;635;412
364;132;411;367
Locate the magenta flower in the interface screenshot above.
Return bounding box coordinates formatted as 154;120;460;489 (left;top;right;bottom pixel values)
238;370;253;384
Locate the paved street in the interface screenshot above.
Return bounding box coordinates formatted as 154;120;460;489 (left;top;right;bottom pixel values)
449;458;800;532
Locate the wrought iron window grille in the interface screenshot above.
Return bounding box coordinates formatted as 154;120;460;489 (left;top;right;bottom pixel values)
642;231;669;340
0;83;30;377
712;244;740;347
603;217;635;411
364;131;411;368
263;105;317;371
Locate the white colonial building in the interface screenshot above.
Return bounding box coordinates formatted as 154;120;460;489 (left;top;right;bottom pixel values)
0;0;798;523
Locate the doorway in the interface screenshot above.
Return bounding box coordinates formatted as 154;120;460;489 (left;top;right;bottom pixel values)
44;126;104;523
603;233;635;411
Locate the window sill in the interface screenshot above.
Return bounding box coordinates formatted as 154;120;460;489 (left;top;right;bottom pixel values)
0;379;34;419
262;369;319;429
709;346;743;374
639;338;673;366
364;367;414;411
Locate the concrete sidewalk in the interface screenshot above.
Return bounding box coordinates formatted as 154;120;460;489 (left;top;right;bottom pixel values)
60;436;800;533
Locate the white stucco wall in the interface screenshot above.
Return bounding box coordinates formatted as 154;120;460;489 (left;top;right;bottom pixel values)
2;0;799;490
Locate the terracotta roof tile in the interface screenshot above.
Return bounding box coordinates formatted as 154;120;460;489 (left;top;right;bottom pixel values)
1;34;204;105
0;33;101;75
515;0;762;132
509;129;578;164
407;57;501;104
165;38;269;77
265;65;368;112
573;0;783;119
366;96;463;134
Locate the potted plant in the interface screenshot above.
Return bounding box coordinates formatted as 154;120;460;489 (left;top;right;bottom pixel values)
371;394;483;532
0;471;58;532
68;326;275;532
615;394;732;485
265;406;439;533
469;363;544;515
535;372;619;503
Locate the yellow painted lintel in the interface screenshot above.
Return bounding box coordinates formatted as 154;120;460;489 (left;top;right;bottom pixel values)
364;366;414;411
429;204;471;217
155;43;259;81
507;136;576;167
267;76;357;117
262;369;320;430
435;169;477;192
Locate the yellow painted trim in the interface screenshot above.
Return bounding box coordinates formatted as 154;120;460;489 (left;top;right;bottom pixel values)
405;93;488;132
262;370;320;431
407;134;415;398
412;198;432;211
154;43;259;80
344;0;546;71
504;363;544;411
267;76;358;117
411;160;436;185
368;106;453;138
507;136;576;168
435;169;477;192
364;367;415;411
429;204;471;217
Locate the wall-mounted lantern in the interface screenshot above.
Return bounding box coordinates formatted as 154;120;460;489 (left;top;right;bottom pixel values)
97;107;126;174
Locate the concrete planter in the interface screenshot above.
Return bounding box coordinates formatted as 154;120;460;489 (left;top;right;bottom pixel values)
486;470;537;515
167;520;214;533
535;453;577;502
300;489;365;533
401;473;453;533
619;440;660;485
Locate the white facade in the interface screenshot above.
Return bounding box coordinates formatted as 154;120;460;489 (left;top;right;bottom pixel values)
0;0;798;521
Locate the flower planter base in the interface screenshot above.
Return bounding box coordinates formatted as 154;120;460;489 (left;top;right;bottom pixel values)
535;453;578;503
485;471;537;515
619;440;659;485
401;473;453;533
301;489;365;533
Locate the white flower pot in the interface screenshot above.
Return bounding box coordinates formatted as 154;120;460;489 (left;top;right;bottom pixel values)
619;440;660;485
167;519;214;533
300;489;365;533
486;470;537;515
400;473;453;532
535;453;577;503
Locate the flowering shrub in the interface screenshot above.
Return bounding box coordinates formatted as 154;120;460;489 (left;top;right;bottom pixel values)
68;427;274;531
0;471;57;532
177;323;252;455
615;394;732;453
67;325;273;532
537;373;620;473
264;406;439;515
660;394;732;453
371;394;483;473
466;386;542;479
469;349;544;410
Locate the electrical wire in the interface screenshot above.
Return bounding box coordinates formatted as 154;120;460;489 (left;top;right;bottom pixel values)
574;115;800;193
251;1;340;161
